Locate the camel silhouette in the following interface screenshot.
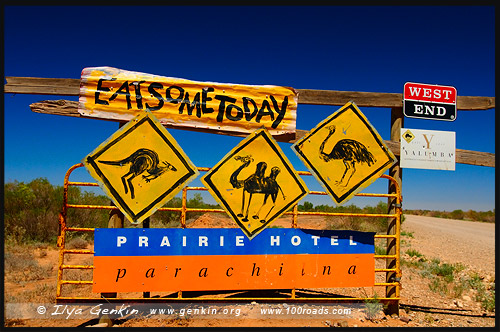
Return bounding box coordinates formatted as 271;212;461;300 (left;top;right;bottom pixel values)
230;155;285;223
98;148;176;199
319;125;376;187
254;166;286;222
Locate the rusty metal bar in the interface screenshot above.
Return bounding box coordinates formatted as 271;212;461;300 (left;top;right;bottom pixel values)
60;280;93;285
68;181;99;187
374;255;398;259
63;249;94;254
181;187;188;228
290;211;395;218
55;296;400;303
65;227;94;232
61;265;94;269
66;204;116;210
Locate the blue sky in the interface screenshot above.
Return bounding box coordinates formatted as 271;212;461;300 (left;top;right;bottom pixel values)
4;5;495;211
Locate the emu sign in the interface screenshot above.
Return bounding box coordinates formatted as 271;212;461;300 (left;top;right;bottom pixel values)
293;102;396;205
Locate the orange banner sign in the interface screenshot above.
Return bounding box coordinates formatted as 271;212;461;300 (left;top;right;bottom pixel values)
93;228;375;293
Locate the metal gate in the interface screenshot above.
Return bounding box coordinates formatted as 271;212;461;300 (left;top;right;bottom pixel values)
56;163;401;305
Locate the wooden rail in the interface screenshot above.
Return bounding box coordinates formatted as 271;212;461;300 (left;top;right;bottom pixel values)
4;76;495;167
4;76;496;110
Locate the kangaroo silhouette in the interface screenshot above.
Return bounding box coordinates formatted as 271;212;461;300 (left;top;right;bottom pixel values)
98;148;176;199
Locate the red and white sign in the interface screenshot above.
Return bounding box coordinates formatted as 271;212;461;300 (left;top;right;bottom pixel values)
403;82;457;121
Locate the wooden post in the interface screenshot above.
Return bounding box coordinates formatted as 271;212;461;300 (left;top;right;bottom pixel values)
97;206;124;326
100;121;127;300
386;107;403;315
142;217;150;299
99;122;127;326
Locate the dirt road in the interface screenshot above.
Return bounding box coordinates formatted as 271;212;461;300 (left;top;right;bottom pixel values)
402;215;495;275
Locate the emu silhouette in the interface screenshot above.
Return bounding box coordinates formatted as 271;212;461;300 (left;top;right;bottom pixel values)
319;125;376;187
98;148;176;199
230;156;285;223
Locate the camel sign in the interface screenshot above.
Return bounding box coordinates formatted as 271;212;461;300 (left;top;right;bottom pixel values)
83;111;199;224
201;128;308;239
292;102;396;205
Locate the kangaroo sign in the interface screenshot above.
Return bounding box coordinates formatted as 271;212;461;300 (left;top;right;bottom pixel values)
201;128;308;239
293;102;396;206
83;111;199;224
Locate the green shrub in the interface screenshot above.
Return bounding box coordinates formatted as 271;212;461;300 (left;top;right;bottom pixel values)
428;277;449;296
4;178;110;244
450;209;465;220
428;261;456;282
406;249;424;258
66;237;89;249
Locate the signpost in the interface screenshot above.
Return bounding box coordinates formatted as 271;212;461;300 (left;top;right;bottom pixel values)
93;227;375;293
400;128;456;171
83;111;199;224
293;102;396;205
201;128;308;239
79;67;298;139
403;82;457;121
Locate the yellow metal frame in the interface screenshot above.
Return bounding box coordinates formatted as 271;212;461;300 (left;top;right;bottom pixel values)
56;163;402;304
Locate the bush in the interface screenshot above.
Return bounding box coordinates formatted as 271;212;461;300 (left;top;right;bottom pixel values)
66;237;89;249
406;249;424;258
450;209;465;220
405;208;494;223
4;178;110;244
4;249;52;283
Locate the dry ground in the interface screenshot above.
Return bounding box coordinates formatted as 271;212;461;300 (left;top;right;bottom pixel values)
3;213;496;328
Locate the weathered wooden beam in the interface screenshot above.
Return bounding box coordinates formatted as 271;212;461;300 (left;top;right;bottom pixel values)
297;89;402;108
296;88;496;110
30;100;81;117
29;100;495;167
4;77;80;96
5;76;496;110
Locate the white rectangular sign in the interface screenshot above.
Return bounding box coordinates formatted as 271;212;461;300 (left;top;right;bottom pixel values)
400;128;455;171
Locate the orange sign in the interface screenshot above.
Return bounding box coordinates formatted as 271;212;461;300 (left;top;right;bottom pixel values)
93;228;375;293
79;67;298;138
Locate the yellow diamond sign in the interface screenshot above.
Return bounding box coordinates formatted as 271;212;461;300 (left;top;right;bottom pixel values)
293;102;396;205
202;128;308;239
83;111;199;224
402;129;415;143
